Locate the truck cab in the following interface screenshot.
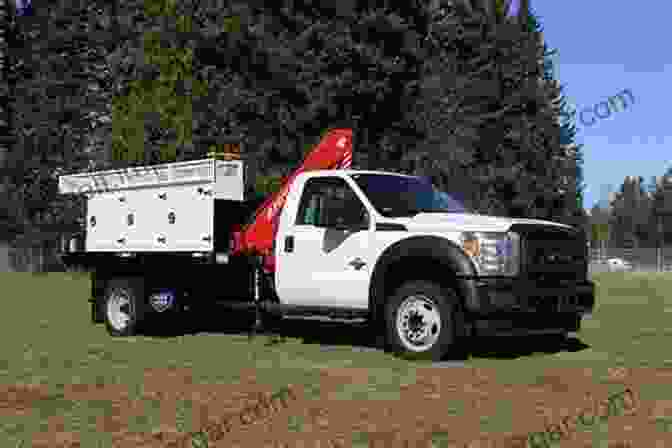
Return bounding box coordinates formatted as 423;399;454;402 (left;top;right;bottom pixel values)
272;169;594;359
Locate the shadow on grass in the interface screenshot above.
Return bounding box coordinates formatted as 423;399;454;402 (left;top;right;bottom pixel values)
466;335;590;360
141;309;381;349
136;308;590;361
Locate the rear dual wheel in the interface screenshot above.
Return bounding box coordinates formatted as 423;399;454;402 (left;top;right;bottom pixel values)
103;278;145;337
103;278;186;336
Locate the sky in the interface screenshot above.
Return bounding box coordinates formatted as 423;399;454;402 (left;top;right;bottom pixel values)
535;1;670;210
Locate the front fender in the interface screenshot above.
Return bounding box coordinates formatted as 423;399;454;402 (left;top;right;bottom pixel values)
369;235;479;322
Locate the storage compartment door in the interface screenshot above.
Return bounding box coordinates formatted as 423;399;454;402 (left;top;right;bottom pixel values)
121;188;163;251
150;184;215;251
85;191;132;252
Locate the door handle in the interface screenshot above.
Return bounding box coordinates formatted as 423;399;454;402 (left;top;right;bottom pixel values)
285;235;294;253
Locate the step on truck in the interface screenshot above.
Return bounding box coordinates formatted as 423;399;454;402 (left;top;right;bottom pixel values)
58;128;595;361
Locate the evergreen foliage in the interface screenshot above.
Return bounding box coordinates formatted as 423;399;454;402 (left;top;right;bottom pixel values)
0;0;596;261
110;0;207;165
408;0;577;222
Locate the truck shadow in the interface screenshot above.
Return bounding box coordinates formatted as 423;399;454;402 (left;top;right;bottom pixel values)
466;335;590;360
144;310;591;361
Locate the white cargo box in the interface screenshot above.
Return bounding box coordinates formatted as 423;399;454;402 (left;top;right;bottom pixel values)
58;159;245;252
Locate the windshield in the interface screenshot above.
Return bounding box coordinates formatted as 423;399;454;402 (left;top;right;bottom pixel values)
350;173;468;217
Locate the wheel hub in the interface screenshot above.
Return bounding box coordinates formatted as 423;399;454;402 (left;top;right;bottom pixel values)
396;295;441;352
107;291;131;331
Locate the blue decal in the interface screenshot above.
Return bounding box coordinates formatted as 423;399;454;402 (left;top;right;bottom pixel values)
150;289;175;312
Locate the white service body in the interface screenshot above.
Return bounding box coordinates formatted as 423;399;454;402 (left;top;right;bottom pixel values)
58;158;245;252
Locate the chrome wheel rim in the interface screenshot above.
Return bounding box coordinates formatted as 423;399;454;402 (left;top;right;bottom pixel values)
396;294;441;352
107;290;132;331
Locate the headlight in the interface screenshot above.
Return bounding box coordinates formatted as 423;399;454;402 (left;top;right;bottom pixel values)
460;231;520;276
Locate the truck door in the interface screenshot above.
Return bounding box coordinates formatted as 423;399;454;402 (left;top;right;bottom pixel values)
276;176;371;308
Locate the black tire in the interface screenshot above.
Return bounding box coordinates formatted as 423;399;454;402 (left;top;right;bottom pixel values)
103;278;146;337
91;273;106;324
531;332;570;352
91;299;105;324
385;280;464;361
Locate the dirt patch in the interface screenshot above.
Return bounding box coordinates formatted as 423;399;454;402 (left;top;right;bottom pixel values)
0;384;57;415
4;366;671;447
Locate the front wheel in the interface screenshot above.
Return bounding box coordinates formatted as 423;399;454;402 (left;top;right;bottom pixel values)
103;278;145;337
385;280;464;361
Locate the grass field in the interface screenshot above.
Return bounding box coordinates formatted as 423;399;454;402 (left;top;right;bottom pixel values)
1;271;671;447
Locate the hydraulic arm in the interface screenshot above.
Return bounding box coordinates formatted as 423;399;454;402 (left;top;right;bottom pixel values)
230;128;353;272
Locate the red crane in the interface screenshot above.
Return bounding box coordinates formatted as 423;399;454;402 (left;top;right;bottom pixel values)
230;128;353;273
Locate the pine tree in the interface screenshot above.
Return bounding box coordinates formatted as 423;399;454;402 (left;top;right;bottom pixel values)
190;1;427;190
0;0;126;256
408;0;575;220
530;7;587;228
650;170;672;246
110;0;206;166
609;176;650;249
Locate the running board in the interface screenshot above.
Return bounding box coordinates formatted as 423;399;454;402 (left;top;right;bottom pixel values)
212;300;370;320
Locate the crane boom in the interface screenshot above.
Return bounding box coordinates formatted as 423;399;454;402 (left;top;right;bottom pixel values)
231;128;353;272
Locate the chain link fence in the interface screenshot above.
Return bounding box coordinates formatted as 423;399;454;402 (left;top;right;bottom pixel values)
1;224;81;273
7;233;672;275
588;245;672;273
7;236;67;273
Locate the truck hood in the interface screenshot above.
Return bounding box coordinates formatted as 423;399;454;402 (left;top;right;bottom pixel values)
391;213;573;233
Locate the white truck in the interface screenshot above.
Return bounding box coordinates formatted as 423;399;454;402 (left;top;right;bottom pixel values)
58;128;595;360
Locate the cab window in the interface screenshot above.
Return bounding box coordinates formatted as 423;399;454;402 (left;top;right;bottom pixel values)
296;177;369;229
